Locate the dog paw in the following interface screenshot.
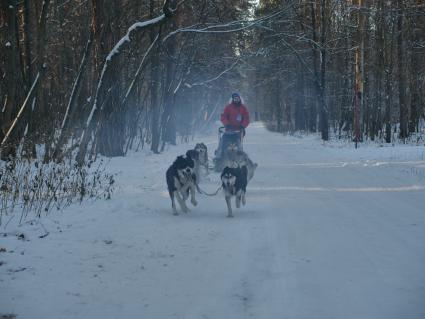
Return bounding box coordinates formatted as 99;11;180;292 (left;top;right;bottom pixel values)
191;199;198;206
173;212;179;216
227;214;234;218
182;207;190;213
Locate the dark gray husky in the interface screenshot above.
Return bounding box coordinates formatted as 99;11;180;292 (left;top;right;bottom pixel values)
166;154;198;215
221;166;248;218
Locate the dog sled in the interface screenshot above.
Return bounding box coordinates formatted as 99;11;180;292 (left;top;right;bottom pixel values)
213;126;244;172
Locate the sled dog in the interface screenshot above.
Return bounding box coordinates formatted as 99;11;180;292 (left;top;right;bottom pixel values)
194;143;209;175
221;166;248;218
222;142;258;181
166;154;198;215
185;149;202;183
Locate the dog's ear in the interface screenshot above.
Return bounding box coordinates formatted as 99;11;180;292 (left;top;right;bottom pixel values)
174;155;184;165
221;166;231;175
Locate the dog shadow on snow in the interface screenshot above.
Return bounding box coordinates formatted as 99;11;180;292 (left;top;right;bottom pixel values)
159;189;263;221
163;206;262;221
161;182;263;220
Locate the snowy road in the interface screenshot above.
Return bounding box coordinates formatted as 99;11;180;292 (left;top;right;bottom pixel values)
1;123;425;319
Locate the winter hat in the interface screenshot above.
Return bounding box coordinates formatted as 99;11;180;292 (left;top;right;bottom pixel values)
231;92;240;99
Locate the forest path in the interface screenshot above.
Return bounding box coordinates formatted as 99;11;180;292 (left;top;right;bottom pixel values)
1;123;425;319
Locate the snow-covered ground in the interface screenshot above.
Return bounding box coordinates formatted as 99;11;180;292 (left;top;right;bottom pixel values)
1;122;425;319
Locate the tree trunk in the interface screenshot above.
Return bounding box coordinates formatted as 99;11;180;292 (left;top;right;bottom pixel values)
23;0;33;89
295;63;306;131
53;32;93;161
384;1;395;144
318;0;328;140
1;0;19;159
310;0;328;139
22;0;51;159
150;0;161;154
408;8;420;133
397;0;408;140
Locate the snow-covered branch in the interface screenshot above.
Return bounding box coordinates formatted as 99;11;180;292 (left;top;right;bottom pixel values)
83;0;177;133
184;59;240;88
163;8;289;42
85;14;165;129
122;34;160;105
75;0;178;163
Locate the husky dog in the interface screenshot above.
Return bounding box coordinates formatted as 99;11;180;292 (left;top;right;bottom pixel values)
219;142;239;171
166;155;198;215
222;142;258;181
194;143;209;175
221;166;248;218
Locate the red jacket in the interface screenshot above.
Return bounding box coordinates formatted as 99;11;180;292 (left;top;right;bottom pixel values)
220;103;250;130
